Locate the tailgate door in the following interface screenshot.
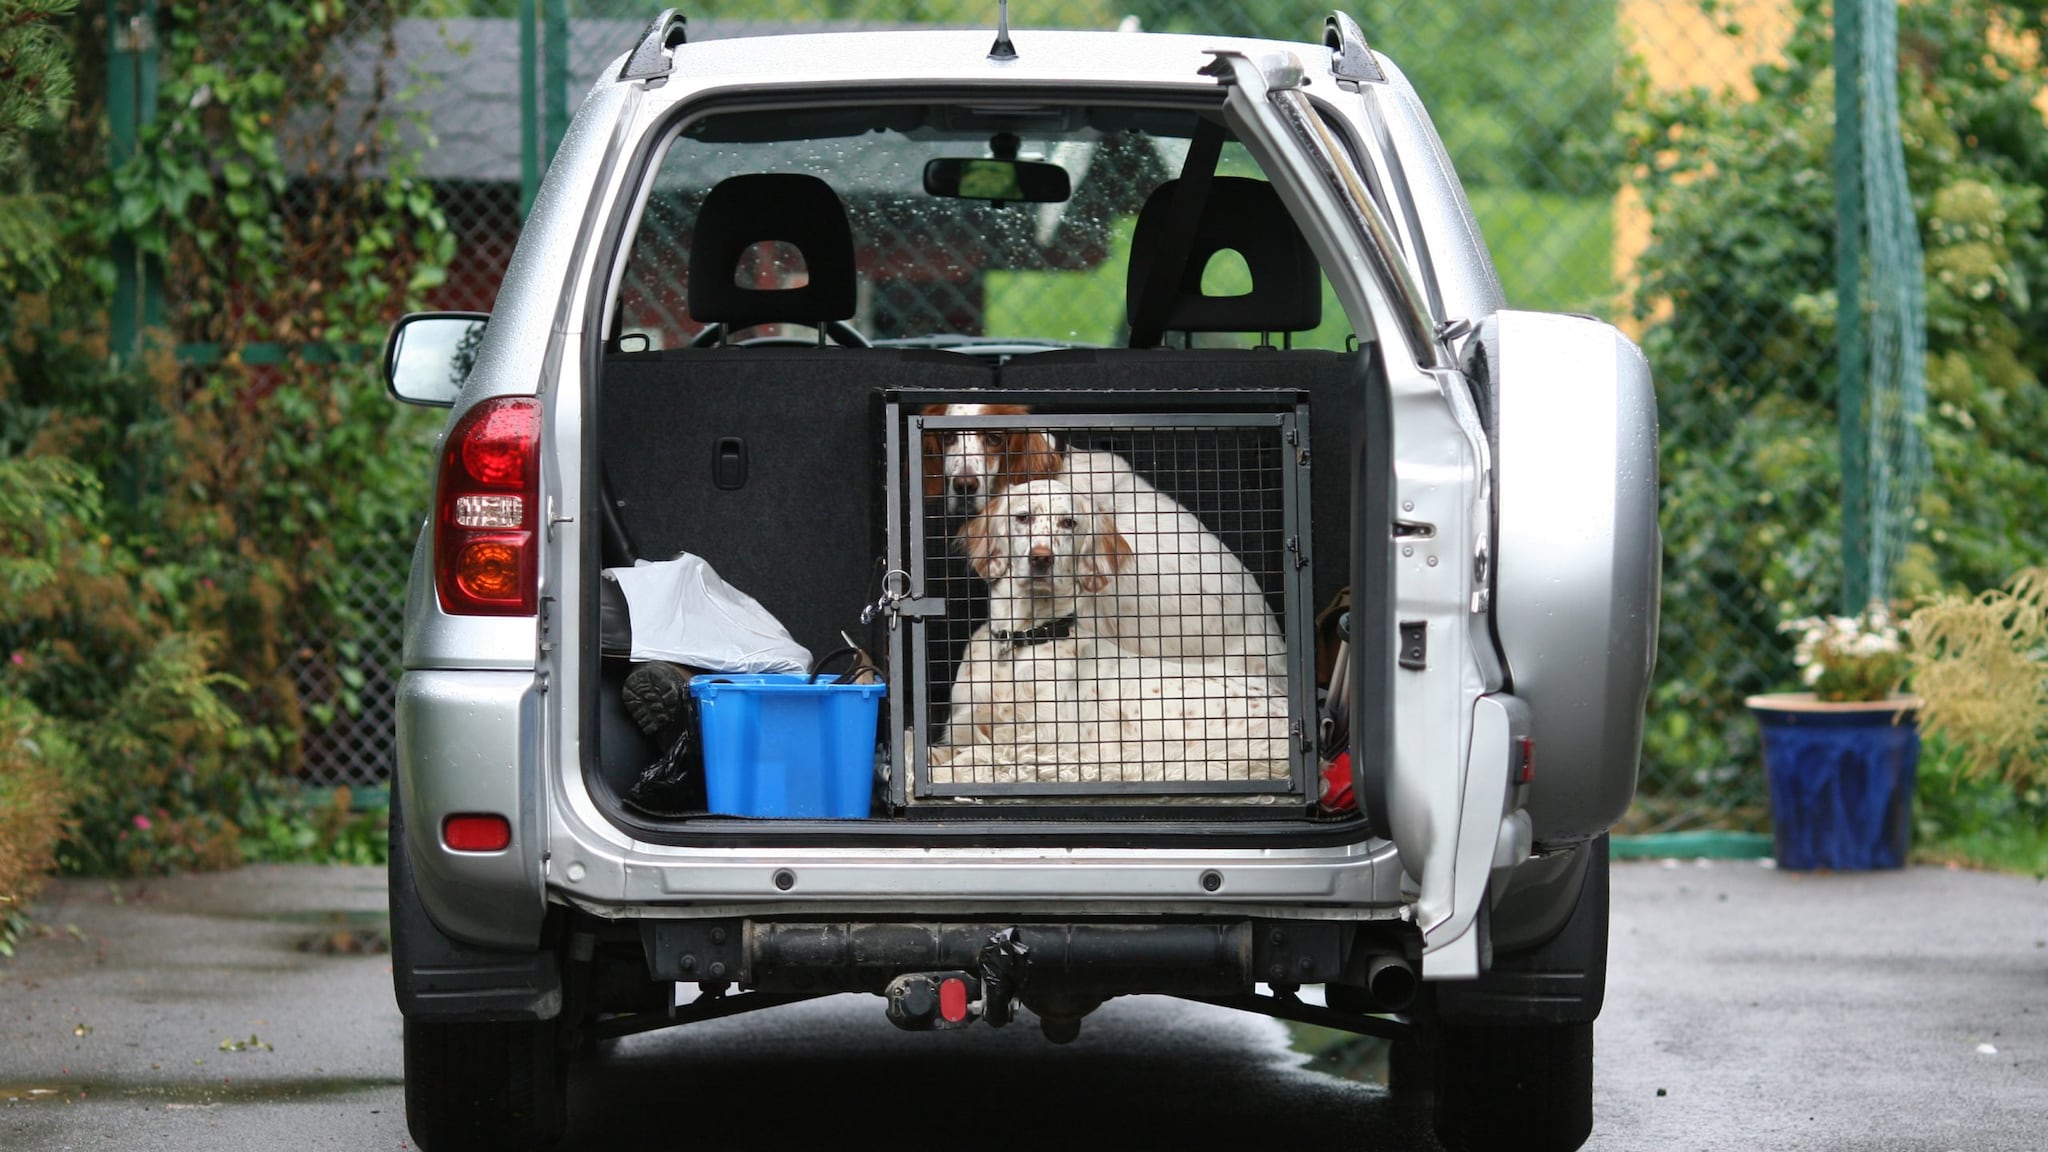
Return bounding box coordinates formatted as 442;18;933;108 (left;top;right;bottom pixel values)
1206;49;1513;978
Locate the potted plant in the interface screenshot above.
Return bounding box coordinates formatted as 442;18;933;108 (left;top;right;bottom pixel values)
1747;604;1919;870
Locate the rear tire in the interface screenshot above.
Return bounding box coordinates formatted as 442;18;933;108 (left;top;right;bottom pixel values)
1430;1019;1594;1152
404;1017;567;1152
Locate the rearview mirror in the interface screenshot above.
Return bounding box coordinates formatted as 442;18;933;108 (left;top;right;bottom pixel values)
384;312;487;407
923;157;1071;203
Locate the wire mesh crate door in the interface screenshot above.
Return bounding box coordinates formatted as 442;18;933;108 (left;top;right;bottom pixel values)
903;406;1313;800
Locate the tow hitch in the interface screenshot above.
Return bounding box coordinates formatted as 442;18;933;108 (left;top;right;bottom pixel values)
884;925;1033;1032
884;971;981;1030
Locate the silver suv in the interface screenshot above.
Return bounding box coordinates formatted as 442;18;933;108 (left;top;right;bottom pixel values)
382;11;1658;1151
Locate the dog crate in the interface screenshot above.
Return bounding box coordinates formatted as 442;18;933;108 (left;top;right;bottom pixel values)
880;389;1318;808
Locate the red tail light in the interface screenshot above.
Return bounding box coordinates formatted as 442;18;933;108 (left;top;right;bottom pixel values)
436;396;541;616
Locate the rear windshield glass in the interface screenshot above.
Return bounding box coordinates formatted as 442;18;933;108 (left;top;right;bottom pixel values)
608;101;1357;352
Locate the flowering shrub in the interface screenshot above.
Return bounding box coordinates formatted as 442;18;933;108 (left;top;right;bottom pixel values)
1909;569;2048;790
1781;606;1911;703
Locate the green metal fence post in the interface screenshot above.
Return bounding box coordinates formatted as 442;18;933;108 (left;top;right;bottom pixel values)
544;0;571;168
1833;0;1870;615
520;0;541;216
107;0;162;365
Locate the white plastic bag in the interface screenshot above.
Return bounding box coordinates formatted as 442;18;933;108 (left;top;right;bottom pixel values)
605;553;812;674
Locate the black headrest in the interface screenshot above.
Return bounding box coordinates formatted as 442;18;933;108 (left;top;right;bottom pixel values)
687;173;857;329
1126;176;1322;336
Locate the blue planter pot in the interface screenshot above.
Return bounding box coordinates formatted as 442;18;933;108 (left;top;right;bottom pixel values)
1746;694;1920;871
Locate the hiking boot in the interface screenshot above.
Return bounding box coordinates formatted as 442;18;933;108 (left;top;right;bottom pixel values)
621;661;692;739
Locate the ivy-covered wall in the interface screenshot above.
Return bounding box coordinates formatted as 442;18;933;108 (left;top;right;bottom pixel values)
2;1;447;908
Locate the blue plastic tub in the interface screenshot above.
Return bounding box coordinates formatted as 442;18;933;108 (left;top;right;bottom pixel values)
689;673;886;819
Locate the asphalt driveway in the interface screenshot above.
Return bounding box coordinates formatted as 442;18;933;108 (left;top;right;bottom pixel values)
2;859;2043;1150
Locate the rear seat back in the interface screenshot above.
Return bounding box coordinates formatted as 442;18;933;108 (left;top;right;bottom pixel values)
601;347;993;660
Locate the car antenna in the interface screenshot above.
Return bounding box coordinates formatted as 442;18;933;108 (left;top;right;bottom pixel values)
988;0;1017;60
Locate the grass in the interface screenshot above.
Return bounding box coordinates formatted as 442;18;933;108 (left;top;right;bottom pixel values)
1916;824;2048;877
1617;739;2048;878
1285;1022;1393;1084
1913;742;2048;878
1464;185;1616;316
984;184;1616;343
984;217;1135;346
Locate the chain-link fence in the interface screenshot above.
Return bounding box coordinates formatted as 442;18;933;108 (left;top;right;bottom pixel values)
185;2;1937;829
292;545;412;789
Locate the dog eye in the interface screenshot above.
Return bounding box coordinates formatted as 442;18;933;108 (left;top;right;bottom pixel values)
1058;517;1078;530
1014;512;1032;524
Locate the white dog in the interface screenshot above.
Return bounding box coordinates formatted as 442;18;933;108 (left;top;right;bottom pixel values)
923;404;1285;674
931;480;1292;786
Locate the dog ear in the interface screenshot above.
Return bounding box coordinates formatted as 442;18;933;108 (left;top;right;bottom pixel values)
1077;498;1132;593
1004;429;1064;486
961;498;1009;582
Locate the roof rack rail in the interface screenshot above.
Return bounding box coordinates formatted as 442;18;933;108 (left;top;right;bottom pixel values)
1324;11;1387;84
621;8;688;82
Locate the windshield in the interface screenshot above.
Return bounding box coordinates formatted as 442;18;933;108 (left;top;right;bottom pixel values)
608;100;1357;352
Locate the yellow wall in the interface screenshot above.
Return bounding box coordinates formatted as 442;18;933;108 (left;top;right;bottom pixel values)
1614;1;2048;326
1614;0;1793;317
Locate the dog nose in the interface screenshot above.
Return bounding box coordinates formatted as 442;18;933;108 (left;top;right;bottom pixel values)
952;475;979;497
1028;545;1053;571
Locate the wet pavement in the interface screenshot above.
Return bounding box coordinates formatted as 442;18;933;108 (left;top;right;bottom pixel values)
1593;858;2048;1150
0;865;400;1150
1;859;2044;1150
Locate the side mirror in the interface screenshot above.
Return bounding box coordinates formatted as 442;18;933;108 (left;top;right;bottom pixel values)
923;157;1071;204
384;312;488;407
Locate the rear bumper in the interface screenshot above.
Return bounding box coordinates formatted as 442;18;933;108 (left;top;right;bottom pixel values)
546;829;1407;923
401;665;1405;950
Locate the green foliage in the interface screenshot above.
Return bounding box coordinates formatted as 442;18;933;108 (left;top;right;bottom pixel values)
2;1;450;885
239;781;389;867
105;1;450;730
0;0;74;301
1362;0;1622;195
0;454;256;876
1624;0;2048;803
0;0;74;167
0;693;78;946
1;0;101;914
1914;736;2048;877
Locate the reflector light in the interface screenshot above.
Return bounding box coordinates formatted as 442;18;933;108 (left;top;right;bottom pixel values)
1516;736;1536;785
939;977;970;1023
443;813;512;852
453;494;524;529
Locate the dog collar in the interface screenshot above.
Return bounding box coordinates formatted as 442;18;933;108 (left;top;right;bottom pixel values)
994;614;1078;649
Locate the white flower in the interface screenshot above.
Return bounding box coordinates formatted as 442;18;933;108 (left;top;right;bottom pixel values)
1779;603;1907;696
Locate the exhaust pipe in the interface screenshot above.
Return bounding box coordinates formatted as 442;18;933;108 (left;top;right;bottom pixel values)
1364;954;1417;1011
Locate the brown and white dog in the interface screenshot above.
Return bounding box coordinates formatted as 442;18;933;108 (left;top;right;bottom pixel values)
932;478;1290;785
921;403;1284;671
921;402;1062;519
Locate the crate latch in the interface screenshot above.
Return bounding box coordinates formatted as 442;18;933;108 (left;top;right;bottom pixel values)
862;569;946;628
